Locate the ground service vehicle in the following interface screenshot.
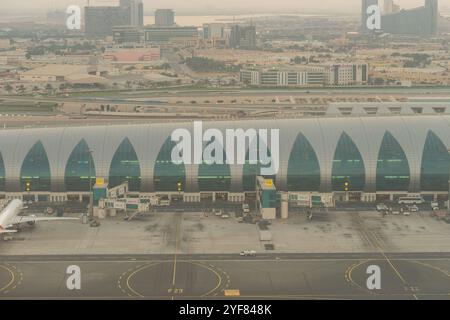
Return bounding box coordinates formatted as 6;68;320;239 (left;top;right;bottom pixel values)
398;197;425;205
240;250;256;256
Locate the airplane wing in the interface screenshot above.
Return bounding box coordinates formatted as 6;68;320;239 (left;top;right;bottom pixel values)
12;216;79;224
0;229;17;234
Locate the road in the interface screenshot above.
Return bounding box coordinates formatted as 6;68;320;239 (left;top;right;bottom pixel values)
164;52;197;80
2;86;450;103
1;252;450;300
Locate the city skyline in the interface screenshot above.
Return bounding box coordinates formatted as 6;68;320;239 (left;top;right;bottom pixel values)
2;0;450;15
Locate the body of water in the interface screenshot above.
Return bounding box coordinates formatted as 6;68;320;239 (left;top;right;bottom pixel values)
144;14;322;27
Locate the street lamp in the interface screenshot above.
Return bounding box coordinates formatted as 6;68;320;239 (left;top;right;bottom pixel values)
448;149;450;215
87;148;94;219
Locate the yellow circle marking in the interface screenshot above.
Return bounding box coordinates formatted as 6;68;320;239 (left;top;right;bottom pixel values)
189;261;223;297
347;259;450;297
0;264;15;293
346;259;376;295
125;262;161;298
123;261;223;298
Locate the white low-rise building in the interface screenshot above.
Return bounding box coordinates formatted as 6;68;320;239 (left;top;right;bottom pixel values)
240;63;369;87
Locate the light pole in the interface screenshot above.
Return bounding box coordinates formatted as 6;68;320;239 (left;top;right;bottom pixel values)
88;148;94;220
448;149;450;215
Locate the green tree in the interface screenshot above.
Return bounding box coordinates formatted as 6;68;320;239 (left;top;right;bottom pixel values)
45;83;53;93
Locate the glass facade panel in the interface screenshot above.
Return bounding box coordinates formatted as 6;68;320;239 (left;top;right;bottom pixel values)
154;137;186;192
109;138;141;191
0;152;5;192
287;133;321;191
332;132;365;191
421;131;450;191
20;141;51;191
242;142;276;191
376;131;410;191
65;139;96;192
198;141;231;191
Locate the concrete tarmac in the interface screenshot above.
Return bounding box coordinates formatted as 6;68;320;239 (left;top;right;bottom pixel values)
1;253;450;300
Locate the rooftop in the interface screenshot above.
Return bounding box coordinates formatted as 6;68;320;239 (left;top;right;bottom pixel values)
21;64;94;77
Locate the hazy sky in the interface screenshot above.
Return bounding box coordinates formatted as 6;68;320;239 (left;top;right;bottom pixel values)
1;0;450;15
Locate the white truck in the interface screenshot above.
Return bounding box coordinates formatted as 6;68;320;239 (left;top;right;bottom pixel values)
240;250;256;257
398;196;425;205
431;202;439;211
213;209;223;217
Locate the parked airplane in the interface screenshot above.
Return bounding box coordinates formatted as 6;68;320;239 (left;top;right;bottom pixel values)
0;199;78;234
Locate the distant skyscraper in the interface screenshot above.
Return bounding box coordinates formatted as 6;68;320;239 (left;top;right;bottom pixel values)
84;1;143;38
384;0;393;14
385;0;401;14
203;23;226;39
230;25;256;49
155;9;175;27
427;0;439;34
381;0;439;35
383;0;400;14
120;0;144;27
85;6;130;38
361;0;379;33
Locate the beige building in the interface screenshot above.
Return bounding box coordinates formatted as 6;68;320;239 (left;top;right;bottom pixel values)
321;63;369;86
372;66;449;85
19;65;100;82
0;39;11;50
0;50;27;66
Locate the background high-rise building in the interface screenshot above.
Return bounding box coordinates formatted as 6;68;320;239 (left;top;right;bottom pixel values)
383;0;400;14
361;0;379;33
200;24;232;48
120;0;144;27
230;25;257;49
381;0;439;35
384;0;393;14
85;6;130;38
155;9;175;27
203;23;226;39
427;0;439;34
85;1;144;38
113;26;145;44
144;26;199;46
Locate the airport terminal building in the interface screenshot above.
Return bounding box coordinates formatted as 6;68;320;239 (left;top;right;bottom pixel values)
0;116;448;206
